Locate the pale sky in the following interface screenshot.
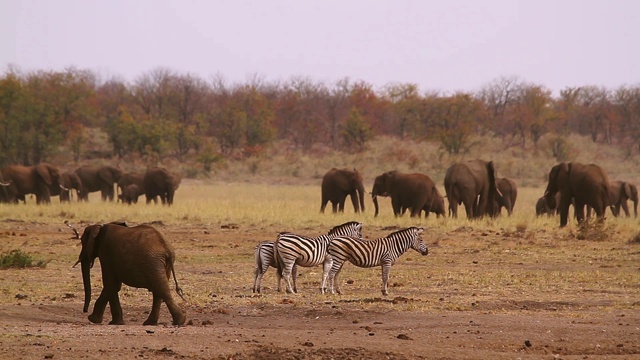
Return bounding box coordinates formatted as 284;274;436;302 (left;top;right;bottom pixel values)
1;0;638;94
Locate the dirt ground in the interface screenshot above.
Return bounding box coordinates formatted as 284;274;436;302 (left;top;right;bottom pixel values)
1;221;639;359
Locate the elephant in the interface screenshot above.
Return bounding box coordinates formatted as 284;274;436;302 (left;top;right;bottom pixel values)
144;167;181;205
320;168;365;213
50;171;83;203
491;178;517;216
608;180;638;218
543;162;610;227
118;184;141;204
371;171;441;217
400;187;446;218
76;222;186;325
117;172;145;198
444;160;501;219
0;163;61;204
536;193;560;216
75;165;123;202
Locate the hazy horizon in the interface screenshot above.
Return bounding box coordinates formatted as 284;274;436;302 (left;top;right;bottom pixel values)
2;0;639;94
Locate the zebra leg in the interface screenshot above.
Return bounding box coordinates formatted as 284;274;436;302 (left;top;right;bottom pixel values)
321;257;333;294
291;264;298;293
276;266;282;292
328;260;344;294
281;261;296;294
381;262;392;296
253;266;262;293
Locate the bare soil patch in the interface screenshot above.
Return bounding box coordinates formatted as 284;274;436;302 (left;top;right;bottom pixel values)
1;221;639;359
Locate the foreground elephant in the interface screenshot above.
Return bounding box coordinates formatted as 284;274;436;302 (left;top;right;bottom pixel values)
0;163;61;204
50;171;83;203
144;167;181;205
608;180;638;218
372;171;441;217
320;168;365;213
491;178;517;216
543;162;610;227
444;160;501;219
77;222;186;325
75;165;123;202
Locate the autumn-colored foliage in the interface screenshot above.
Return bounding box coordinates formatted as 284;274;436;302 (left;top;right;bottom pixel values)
1;67;639;167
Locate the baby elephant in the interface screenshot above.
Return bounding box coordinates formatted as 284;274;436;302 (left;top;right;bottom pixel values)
76;223;186;325
118;184;141;204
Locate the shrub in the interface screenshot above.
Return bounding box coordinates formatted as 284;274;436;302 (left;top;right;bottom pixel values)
0;250;48;269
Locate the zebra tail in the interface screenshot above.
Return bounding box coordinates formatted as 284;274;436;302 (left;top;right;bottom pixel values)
272;238;285;277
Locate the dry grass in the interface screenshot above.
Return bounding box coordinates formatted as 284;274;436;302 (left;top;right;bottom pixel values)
1;181;639;317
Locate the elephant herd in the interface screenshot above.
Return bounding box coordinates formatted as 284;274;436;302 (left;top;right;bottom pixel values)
0;164;181;205
321;161;638;227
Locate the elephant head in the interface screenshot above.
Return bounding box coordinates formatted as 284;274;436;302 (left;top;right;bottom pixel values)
371;171;395;217
76;222;128;313
543;162;569;209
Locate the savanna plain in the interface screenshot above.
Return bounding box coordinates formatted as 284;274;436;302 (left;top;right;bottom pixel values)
1;180;639;360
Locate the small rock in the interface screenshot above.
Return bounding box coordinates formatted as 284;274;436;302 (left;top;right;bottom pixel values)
44;354;54;359
397;334;412;340
302;341;314;347
146;330;154;334
524;340;532;347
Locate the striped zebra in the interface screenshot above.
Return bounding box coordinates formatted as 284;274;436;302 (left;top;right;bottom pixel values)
275;221;363;294
252;240;298;293
327;226;428;295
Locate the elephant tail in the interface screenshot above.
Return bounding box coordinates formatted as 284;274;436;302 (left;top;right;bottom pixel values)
170;261;186;302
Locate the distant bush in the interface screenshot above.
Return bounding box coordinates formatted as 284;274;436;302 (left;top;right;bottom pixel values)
0;250;48;269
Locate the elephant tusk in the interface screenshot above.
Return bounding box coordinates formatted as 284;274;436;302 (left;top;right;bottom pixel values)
59;184;70;191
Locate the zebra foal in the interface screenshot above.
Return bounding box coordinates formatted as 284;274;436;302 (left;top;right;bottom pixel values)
252;241;291;293
275;221;363;294
327;226;428;295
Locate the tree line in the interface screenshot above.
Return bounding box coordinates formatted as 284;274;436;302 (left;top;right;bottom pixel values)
1;66;639;168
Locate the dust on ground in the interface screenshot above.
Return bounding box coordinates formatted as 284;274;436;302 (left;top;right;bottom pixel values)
0;222;639;359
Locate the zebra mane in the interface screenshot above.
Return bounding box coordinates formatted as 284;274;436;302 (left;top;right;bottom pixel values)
385;226;422;238
327;221;361;235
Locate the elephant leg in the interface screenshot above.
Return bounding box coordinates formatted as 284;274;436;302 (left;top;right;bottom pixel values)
108;292;125;325
88;288;111;324
621;201;630;217
338;198;345;212
349;192;360;213
463;200;474;219
331;201;338;213
144;293;163;326
320;199;329;213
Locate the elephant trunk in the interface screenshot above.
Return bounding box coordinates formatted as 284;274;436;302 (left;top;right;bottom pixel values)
357;184;365;213
373;194;379;217
81;260;91;313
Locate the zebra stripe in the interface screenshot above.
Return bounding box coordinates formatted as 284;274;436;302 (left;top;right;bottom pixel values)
275;221;363;294
252;241;299;293
328;226;428;295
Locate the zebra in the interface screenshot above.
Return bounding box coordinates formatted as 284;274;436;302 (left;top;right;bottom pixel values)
327;226;428;295
274;221;363;294
252;240;297;293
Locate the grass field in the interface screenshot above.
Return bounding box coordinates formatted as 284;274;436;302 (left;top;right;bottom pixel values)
1;178;640;358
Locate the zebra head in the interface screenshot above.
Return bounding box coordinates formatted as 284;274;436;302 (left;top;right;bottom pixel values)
409;227;428;256
328;221;363;239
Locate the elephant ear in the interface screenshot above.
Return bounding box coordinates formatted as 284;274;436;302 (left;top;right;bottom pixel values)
623;182;633;198
98;167;116;185
35;164;54;186
80;225;103;267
